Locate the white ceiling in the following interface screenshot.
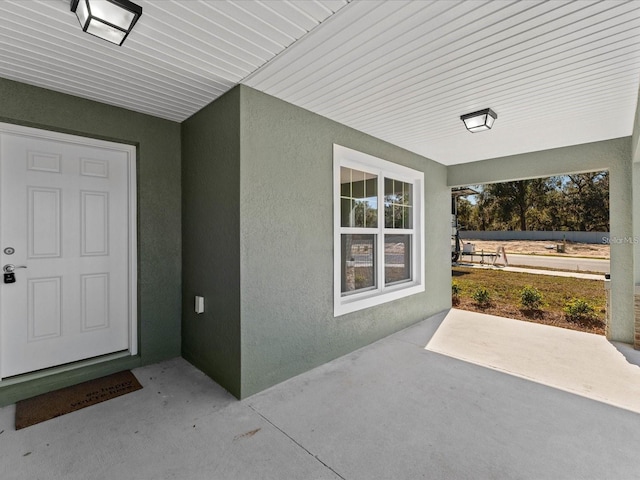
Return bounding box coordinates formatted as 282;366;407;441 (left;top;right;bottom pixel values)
0;0;347;120
1;0;639;165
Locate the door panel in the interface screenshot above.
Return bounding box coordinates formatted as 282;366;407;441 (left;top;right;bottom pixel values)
28;187;62;258
0;127;135;378
28;276;62;341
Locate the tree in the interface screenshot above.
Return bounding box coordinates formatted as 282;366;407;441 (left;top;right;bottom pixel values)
455;170;609;232
455;197;475;231
471;187;493;231
563;172;609;231
483;178;552;231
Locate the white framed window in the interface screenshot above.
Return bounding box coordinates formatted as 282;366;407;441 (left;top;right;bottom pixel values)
333;144;425;316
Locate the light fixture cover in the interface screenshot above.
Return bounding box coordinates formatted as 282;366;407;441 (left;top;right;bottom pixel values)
71;0;142;46
460;108;497;133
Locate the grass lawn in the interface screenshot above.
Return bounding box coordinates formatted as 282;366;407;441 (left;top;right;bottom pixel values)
452;266;606;335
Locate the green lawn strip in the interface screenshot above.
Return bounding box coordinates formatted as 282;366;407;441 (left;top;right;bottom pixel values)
452;267;606;319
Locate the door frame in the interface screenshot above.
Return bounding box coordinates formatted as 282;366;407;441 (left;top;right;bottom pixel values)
0;122;138;381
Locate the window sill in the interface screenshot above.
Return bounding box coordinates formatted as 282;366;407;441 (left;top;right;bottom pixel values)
334;282;425;317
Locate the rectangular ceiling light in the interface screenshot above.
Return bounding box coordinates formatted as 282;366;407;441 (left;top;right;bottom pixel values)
71;0;142;46
460;108;497;133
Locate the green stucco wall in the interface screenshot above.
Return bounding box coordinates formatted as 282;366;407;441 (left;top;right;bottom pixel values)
448;138;633;343
239;86;450;397
0;78;182;405
633;85;640;315
181;88;242;398
634;163;640;290
633;83;640;164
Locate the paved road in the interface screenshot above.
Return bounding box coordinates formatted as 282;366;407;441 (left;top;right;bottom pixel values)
504;254;609;273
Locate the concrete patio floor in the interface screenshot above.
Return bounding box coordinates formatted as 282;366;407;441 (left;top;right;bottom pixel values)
427;309;640;414
2;309;640;479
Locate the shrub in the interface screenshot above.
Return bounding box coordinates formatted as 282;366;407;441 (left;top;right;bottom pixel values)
520;285;544;310
452;281;461;305
564;298;597;324
472;287;491;308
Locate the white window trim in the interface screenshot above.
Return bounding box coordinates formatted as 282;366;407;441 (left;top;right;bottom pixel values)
333;144;425;316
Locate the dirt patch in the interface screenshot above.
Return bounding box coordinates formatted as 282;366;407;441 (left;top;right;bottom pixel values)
459;239;609;259
452;266;606;336
453;296;605;336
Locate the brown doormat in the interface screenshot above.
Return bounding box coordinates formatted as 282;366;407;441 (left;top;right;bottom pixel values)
15;370;142;430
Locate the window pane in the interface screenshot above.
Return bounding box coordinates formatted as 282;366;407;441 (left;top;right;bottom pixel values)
341;198;353;227
403;183;412;206
403;206;412;229
384;177;413;229
384;201;393;228
341;167;377;228
385;234;411;285
384;178;395;228
384;178;394;198
394;205;403;228
341;234;376;294
340;178;351;197
352;169;365;197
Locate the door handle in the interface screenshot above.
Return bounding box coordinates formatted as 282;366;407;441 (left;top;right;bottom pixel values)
3;264;27;273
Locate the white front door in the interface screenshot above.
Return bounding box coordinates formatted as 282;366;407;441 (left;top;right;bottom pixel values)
0;124;137;379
